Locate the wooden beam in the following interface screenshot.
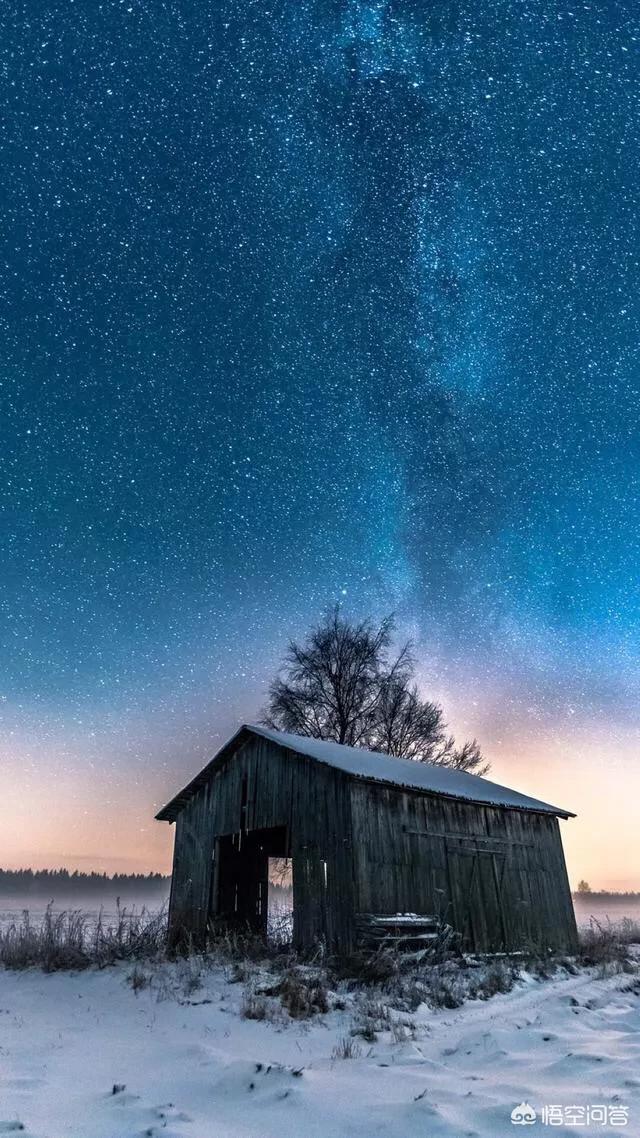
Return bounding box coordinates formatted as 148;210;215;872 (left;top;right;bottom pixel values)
403;826;535;848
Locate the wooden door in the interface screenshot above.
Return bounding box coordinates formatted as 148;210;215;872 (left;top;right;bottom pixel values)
447;844;508;952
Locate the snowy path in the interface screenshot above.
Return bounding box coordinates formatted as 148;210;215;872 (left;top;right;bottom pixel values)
0;963;638;1137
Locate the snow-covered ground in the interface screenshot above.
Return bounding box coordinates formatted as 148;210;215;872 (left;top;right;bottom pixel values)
0;959;638;1137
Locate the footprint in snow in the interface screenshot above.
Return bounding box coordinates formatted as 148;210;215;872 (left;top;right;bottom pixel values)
153;1104;193;1124
108;1089;142;1107
138;1112;193;1138
104;1092;192;1137
140;1129;187;1138
211;1059;304;1104
140;1130;188;1138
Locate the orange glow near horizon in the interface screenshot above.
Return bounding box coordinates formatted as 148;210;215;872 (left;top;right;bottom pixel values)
1;705;638;890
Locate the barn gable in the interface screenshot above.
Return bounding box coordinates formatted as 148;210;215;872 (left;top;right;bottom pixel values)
156;722;574;822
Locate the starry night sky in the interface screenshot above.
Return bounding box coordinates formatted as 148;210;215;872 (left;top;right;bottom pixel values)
2;2;638;886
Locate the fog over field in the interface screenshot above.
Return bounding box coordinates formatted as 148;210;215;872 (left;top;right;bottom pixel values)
0;870;171;931
2;883;639;934
573;893;640;928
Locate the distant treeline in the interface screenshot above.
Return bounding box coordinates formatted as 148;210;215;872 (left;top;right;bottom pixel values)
0;868;171;900
573;890;640;899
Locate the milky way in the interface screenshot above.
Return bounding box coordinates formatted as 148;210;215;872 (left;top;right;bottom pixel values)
1;3;638;879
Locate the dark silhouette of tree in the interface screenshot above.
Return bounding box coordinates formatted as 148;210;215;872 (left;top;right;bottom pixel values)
263;607;489;774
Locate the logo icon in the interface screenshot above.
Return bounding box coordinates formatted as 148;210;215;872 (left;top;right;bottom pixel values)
511;1102;537;1126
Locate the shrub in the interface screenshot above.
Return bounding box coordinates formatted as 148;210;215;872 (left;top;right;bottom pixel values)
477;960;518;999
351;997;391;1040
390;1017;416;1043
275;966;329;1018
398;958;519;1010
350;994;417;1043
266;905;294;947
618;918;640;945
127;964;151;993
174;954;203;996
203;923;268;964
386;978;426;1012
335;948;399;984
424;965;467;1009
240;983;284;1023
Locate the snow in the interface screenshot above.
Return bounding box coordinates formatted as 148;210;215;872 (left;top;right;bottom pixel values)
157;724;575;820
247;724;575;816
1;960;638;1137
368;913;436;925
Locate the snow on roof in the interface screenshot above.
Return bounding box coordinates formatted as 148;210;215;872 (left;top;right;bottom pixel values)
248;725;574;817
156;723;575;821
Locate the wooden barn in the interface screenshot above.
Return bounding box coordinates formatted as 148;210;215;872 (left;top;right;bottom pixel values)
156;724;578;955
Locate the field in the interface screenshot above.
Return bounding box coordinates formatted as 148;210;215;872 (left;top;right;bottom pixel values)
2;889;639;936
573;894;640;928
1;951;639;1138
1;894;638;1136
0;890;170;934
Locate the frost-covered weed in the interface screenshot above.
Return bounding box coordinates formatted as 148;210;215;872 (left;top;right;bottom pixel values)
579;918;638;975
331;1036;362;1060
0;903;167;971
276;965;329;1018
241;982;286;1024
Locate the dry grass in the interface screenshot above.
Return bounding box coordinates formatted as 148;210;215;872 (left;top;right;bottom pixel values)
331;1035;362;1060
351;996;391;1040
201;923;273;964
371;957;520;1011
240;983;286;1024
276;965;329;1018
126;963;152;993
0;902;167;971
578;918;639;974
350;995;417;1042
239;964;329;1021
7;900;631;1029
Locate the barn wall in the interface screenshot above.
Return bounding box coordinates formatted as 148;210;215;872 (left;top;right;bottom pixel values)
349;781;578;953
168;735;356;951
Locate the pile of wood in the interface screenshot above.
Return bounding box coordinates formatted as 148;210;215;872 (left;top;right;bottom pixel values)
356;912;444;952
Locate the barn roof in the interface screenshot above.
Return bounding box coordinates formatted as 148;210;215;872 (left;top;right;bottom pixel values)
156;723;575;822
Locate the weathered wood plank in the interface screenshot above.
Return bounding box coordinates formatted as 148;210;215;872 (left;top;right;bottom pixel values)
349;780;577;953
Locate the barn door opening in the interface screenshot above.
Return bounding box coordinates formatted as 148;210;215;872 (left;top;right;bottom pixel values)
267;857;293;944
210;826;289;939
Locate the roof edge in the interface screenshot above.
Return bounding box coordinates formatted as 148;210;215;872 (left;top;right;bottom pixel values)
156;723;576;823
155;724;252;822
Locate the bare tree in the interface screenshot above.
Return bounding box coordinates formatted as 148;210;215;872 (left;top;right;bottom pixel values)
264;607;410;746
368;674;489;775
263;608;488;775
371;674;444;760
